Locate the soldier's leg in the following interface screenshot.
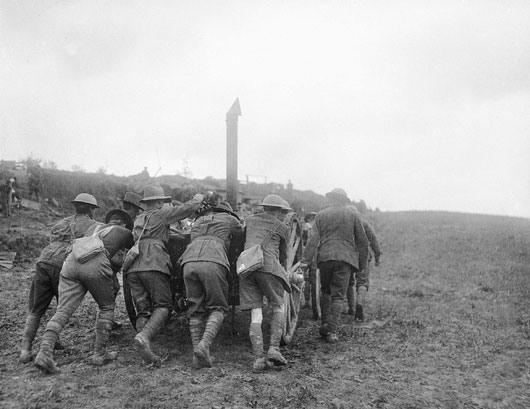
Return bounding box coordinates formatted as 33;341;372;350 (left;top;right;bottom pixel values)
133;271;171;365
184;262;207;368
20;263;59;363
127;272;152;333
83;257;117;365
346;271;356;315
326;261;351;343
356;263;370;321
239;273;270;372
318;262;333;337
195;262;229;368
260;274;287;366
35;266;87;374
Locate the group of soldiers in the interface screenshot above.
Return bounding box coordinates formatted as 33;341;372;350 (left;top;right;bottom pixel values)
18;185;380;374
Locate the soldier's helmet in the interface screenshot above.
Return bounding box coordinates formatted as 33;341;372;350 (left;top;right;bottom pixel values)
71;193;99;208
260;194;290;209
325;188;350;204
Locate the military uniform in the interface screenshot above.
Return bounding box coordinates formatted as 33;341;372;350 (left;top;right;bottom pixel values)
180;206;244;368
303;188;369;342
34;223;134;373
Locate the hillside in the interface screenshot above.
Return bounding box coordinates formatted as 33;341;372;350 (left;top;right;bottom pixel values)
1;210;529;408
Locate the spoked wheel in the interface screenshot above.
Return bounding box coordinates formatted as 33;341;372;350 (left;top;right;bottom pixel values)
281;212;304;344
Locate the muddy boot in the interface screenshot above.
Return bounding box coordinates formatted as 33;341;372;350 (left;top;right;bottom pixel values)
319;293;332;338
346;286;356;315
267;311;287;366
19;313;40;363
135;316;148;334
34;330;60;374
189;316;205;369
326;299;343;344
356;286;368;322
195;311;224;368
91;319;118;366
249;323;270;372
133;308;168;364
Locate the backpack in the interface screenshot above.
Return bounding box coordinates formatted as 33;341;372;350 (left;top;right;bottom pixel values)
71;225;113;264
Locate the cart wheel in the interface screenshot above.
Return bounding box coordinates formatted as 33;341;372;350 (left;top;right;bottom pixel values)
123;274;137;330
281;213;304;344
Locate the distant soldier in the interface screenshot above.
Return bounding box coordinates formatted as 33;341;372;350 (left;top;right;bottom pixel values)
27;165;43;202
19;193;99;363
180;202;244;368
302;188;369;343
302;212;319;319
1;178;13;217
239;194;292;372
124;185;203;365
34;210;134;374
347;219;381;320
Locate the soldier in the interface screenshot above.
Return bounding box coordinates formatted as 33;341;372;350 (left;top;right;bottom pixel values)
1;178;13;217
124;185;203;365
19;193;99;363
239;194;292;372
119;191;144;220
34;210;134;374
302;212;319;319
180;202;244;368
347;219;381;321
301;188;369;343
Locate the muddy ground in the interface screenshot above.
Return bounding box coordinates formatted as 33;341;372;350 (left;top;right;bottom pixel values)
1;209;529;408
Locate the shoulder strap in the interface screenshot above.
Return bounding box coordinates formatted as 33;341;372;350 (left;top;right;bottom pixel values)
134;213;153;244
261;220;282;248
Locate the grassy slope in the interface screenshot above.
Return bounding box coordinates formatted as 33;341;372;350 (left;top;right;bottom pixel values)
1;211;529;409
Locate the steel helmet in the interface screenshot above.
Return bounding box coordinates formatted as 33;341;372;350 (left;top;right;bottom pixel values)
259;194;289;209
71;193;99;208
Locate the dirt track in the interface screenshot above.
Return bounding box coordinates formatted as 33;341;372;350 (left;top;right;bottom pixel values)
1;210;530;408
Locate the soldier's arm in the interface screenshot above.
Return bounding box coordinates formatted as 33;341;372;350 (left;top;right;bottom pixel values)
363;221;382;260
161;195;203;224
354;216;370;270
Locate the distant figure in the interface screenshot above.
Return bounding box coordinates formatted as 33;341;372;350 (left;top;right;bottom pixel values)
239;194;292;372
124;185;203;365
19;194;99;363
180;201;244;368
34;210;134;374
28;165;43;202
1;178;13;217
302;212;319;318
302;188;369;343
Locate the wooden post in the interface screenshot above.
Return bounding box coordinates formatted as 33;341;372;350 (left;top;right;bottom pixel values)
226;98;241;210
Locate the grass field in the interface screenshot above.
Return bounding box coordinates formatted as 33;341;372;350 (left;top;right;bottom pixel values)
1;210;529;408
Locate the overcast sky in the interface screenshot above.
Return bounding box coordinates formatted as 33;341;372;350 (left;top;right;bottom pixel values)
1;1;529;217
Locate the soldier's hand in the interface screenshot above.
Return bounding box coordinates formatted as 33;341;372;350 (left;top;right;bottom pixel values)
192;193;204;203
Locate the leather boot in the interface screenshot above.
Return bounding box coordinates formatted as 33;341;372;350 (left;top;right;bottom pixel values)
356;286;368;322
34;330;60;374
326;299;343;343
135;316;148;334
195;311;224;368
19;313;40;363
319;293;332;337
267;311;287;366
91;319;118;366
189;316;205;369
133;308;168;364
249;323;270;372
346;286;356;315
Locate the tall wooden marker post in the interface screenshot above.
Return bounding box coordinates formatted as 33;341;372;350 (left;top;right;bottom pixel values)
226;98;241;210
